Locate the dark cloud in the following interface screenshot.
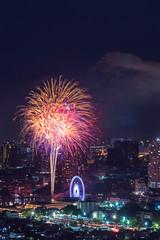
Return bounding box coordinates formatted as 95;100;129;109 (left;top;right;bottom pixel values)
88;52;160;138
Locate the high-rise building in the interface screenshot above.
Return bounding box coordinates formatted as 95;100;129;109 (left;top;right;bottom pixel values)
77;200;99;214
0;145;2;169
58;151;87;191
148;140;160;188
88;145;107;169
135;179;147;193
16;141;34;167
0;141;34;170
34;146;50;173
55;155;63;191
108;140;139;169
1;142;17;169
62;157;78;189
33;146;50;186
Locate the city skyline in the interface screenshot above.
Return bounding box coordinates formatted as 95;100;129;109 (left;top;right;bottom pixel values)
0;2;160;239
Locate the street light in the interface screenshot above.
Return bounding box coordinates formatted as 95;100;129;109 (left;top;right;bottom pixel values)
154;223;159;228
144;221;148;227
31;211;35;216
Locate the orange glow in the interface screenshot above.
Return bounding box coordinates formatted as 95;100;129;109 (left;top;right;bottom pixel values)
15;76;97;198
16;76;97;153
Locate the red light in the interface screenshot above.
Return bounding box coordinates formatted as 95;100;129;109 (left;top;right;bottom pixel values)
111;227;119;232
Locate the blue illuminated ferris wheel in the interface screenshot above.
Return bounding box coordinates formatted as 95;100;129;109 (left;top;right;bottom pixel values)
69;176;85;201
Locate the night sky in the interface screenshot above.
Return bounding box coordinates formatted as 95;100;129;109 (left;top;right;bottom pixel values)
1;0;160;141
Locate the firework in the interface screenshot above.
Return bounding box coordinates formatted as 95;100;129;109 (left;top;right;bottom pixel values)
15;76;97;199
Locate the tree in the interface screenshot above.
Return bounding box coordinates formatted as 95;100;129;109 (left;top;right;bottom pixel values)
152;221;160;229
63;205;81;216
131;218;142;228
152;214;160;225
70;221;78;227
22;209;32;218
118;203;143;218
35;207;43;216
78;218;84;226
93;218;101;223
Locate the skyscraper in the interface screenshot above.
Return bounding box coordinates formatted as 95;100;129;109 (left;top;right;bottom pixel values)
108;140;139;169
62;157;78;189
16;141;33;167
59;151;87;191
148;140;160;188
1;142;17;169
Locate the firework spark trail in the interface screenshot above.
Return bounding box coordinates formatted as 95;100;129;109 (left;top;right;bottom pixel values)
15;76;97;199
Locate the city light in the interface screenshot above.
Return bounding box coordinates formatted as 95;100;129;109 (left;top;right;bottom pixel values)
70;176;85;200
155;223;159;228
1;2;160;240
31;211;35;216
111;227;119;233
144;221;148;226
16;77;97;199
53;212;56;217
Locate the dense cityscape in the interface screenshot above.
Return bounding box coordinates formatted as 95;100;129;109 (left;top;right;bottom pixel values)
0;137;160;239
1;1;160;240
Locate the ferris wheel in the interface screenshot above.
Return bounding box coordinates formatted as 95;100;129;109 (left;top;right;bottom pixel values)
69;176;85;201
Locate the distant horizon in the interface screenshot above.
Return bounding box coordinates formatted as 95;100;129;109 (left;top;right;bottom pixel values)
0;128;156;145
